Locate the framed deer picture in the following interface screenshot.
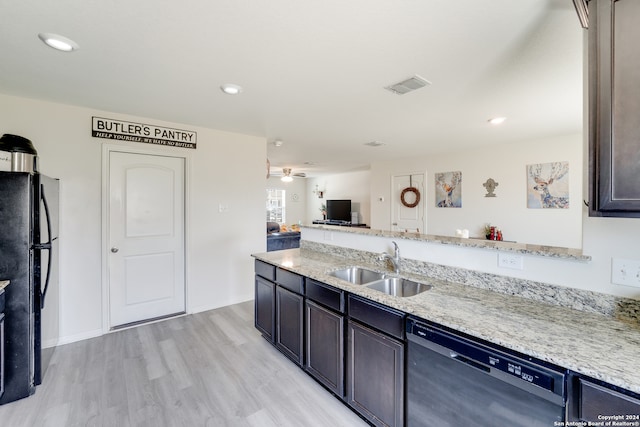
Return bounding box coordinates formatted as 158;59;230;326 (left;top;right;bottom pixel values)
435;171;462;208
527;162;569;209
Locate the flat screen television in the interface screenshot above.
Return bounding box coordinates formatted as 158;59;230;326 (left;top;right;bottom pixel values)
326;199;351;223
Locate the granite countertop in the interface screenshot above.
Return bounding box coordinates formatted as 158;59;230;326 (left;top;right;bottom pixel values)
0;280;8;291
253;248;640;394
302;224;590;261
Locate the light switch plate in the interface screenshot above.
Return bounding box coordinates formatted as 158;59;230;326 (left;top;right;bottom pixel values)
611;258;640;288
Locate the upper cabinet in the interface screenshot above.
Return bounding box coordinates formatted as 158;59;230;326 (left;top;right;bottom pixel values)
589;0;640;217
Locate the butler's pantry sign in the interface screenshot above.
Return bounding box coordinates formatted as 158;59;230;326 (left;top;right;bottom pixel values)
92;117;197;149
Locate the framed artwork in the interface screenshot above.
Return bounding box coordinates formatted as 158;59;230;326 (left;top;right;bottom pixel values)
527;162;569;209
435;171;462;208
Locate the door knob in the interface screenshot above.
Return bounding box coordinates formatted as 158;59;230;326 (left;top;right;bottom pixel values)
111;247;119;253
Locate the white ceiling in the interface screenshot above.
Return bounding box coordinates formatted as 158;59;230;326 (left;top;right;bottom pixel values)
1;0;584;177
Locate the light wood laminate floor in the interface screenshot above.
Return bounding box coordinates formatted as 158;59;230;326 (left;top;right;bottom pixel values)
0;301;367;427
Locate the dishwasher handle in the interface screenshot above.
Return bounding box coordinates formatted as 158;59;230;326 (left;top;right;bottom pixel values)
450;351;490;374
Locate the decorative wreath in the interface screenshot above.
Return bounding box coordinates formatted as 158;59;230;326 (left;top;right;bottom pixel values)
400;186;421;208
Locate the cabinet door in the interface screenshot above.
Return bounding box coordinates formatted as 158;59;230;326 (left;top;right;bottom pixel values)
590;0;640;216
568;377;640;422
276;286;304;365
0;312;4;398
347;320;404;427
305;300;344;397
254;276;275;342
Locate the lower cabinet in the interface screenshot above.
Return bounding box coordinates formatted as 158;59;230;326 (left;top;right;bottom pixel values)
347;295;405;427
0;313;4;399
305;300;344;397
254;276;275;342
568;376;640;422
347;320;404;427
1;288;5;398
276;286;304;365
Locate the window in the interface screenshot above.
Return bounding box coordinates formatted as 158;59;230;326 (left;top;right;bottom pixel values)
266;188;286;223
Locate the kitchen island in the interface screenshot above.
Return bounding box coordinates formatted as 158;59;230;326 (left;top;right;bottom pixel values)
253;247;640;396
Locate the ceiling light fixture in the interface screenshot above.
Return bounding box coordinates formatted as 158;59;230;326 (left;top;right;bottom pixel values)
38;33;79;52
281;168;293;182
220;83;243;95
273;139;284;147
488;117;506;125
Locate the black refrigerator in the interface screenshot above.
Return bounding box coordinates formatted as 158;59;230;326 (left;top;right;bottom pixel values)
0;170;59;404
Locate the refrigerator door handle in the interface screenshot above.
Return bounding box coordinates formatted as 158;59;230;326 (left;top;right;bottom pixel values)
35;183;55;309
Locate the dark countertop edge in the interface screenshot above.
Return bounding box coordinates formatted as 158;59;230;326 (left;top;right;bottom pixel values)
301;224;591;261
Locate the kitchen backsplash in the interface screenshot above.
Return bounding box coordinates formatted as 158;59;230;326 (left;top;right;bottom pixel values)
301;240;640;324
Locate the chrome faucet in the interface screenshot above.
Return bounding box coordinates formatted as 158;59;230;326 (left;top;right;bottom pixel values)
378;241;401;274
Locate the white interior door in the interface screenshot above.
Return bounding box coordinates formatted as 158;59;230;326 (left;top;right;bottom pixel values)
391;174;425;233
109;151;185;328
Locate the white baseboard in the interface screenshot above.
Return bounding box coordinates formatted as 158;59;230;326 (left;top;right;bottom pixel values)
56;328;104;346
189;295;254;315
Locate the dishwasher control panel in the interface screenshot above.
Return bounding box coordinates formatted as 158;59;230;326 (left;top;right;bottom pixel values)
408;319;565;396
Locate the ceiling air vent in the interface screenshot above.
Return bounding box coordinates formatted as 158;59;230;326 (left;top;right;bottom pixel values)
384;75;431;95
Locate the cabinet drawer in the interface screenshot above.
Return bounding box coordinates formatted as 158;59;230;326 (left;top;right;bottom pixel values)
348;295;405;340
276;268;304;294
579;380;640;420
255;260;276;281
306;279;344;313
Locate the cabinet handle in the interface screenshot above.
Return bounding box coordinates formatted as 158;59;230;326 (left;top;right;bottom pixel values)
111;247;119;253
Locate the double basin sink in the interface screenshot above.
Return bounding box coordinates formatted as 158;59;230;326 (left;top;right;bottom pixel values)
329;267;431;297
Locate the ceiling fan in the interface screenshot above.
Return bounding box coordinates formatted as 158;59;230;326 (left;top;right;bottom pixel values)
269;167;307;182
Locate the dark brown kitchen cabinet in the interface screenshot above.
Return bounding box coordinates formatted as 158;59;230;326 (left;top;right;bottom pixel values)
1;288;5;398
305;279;345;397
276;286;304;365
346;295;405;427
589;0;640;217
254;276;275;342
568;376;640;422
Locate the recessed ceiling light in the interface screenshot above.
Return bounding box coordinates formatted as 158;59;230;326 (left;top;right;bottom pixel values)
272;139;284;147
220;84;243;95
488;117;506;125
38;33;79;52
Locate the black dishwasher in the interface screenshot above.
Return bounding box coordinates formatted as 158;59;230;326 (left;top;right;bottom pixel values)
406;317;566;426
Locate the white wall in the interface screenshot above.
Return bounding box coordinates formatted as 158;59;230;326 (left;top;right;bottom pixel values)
306;170;371;225
370;133;583;248
0;93;266;343
266;176;307;226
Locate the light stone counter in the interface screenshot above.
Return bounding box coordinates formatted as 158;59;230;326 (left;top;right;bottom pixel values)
302;224;590;261
0;280;8;291
253;248;640;395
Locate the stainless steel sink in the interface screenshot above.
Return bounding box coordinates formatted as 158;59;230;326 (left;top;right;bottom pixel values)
329;267;386;285
366;277;432;297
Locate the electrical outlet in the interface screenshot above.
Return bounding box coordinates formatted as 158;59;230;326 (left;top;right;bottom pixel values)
611;258;640;288
498;253;524;270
